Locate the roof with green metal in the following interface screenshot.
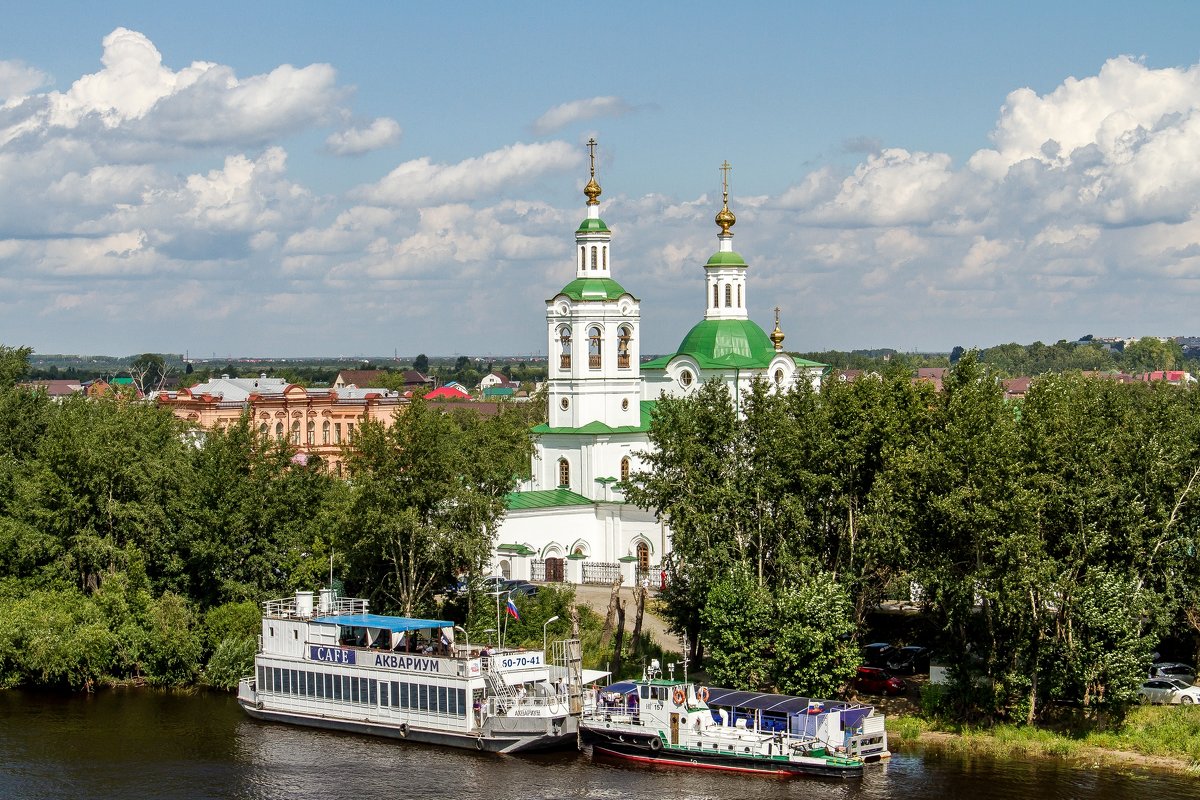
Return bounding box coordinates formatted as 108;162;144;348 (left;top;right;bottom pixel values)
705;251;747;267
641;319;777;370
530;400;655;435
505;489;593;510
576;217;610;233
553;277;634;302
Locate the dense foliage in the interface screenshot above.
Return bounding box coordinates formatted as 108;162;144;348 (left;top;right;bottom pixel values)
0;345;533;691
629;354;1200;720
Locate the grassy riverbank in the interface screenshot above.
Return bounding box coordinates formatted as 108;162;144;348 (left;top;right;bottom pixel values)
886;706;1200;775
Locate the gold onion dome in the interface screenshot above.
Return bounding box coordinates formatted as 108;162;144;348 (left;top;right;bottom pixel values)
770;307;786;351
715;204;736;235
584;176;602;205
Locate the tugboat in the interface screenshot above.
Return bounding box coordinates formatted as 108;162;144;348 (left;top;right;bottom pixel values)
237;589;585;753
580;660;887;777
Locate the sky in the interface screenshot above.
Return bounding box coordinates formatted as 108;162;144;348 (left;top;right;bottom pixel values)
4;2;1200;358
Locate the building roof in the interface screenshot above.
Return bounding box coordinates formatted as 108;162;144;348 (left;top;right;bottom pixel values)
576;217;609;233
530;400;655;435
554;277;635;302
482;386;515;397
642;318;777;370
704;250;748;267
425;385;471;400
505;489;594;510
180;375;289;401
335;369;387;388
20;379;82;397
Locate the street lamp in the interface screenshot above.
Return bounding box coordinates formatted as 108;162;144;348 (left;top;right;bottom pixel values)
454;624;469;651
543;615;560;655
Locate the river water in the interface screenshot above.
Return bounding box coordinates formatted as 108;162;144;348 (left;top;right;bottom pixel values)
1;689;1196;800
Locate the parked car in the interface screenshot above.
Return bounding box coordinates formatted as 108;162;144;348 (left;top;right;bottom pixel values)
506;582;540;597
886;646;931;675
855;666;906;696
862;642;895;667
1148;663;1196;684
1138;678;1200;705
477;576;508;593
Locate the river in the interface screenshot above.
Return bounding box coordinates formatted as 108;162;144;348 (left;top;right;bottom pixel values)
0;689;1196;800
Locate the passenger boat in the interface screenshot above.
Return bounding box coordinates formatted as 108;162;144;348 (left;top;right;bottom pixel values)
237;589;585;753
580;661;888;777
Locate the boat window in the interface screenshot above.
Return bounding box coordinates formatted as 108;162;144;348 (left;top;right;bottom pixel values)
391;681;400;708
325;674;334;699
291;670;298;695
298;672;306;695
281;669;290;694
379;682;388;706
333;676;342;701
438;686;448;713
448;687;457;715
640;685;649;699
342;675;351;702
369;679;378;706
419;684;429;711
273;667;281;692
315;672;324;699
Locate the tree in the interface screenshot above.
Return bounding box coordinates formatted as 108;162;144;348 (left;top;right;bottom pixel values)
127;353;171;396
413;353;429;373
0;344;32;391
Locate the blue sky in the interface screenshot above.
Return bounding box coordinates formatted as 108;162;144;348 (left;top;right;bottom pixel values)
4;2;1200;358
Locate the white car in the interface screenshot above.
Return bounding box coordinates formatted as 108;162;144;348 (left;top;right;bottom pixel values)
1138;678;1200;705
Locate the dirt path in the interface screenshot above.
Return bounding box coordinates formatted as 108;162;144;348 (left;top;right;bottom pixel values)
569;583;679;652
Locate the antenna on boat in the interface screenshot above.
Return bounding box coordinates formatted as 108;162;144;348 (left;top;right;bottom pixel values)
679;633;690;684
329;551;334;593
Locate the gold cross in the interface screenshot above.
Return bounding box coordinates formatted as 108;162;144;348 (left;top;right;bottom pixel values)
720;160;732;200
587;138;597;177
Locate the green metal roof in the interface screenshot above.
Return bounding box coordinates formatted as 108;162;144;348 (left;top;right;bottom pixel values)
554;277;634;302
705;251;747;267
576;217;610;233
496;542;538;555
504;490;593;511
531;400;655;435
642;319;777;370
791;356;829;369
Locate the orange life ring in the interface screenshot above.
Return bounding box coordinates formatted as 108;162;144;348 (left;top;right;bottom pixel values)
697;686;710;703
672;687;686;705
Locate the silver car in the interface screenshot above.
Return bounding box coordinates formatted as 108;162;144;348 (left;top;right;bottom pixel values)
1148;662;1196;683
1138;678;1200;705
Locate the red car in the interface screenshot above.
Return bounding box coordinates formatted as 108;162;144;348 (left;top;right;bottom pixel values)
855;666;906;695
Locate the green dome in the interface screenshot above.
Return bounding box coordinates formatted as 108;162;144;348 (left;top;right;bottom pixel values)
705;251;747;267
673;318;776;368
577;217;610;233
555;277;633;302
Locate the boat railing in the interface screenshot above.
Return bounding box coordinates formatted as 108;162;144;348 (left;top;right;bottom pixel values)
262;595;369;618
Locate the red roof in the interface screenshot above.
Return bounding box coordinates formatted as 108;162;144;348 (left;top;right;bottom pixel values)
425;385;470;400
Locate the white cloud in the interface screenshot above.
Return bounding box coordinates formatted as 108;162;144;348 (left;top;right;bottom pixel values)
0;60;49;101
325;117;402;155
532;96;634;135
353;141;581;206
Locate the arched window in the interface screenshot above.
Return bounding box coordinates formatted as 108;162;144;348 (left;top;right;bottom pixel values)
737;284;742;307
290;420;300;445
558;325;572;369
558;458;570;487
603;246;608;269
258;423;268;438
591;246;597;270
725;283;732;307
306;420;315;445
275;422;284;440
588;326;602;369
617;325;632;368
334;423;342;444
636;541;650;577
620;456;631;482
580;246;585;270
322;420;330;444
713;283;719;308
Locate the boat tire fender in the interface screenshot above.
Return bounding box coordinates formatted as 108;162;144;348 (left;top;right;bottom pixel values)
398;722;408;738
475;737;484;751
697;686;710;703
649;737;662;751
672;688;685;705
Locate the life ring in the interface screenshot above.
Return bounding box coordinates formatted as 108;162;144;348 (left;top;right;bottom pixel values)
649;736;662;751
697;686;710;703
672;688;686;705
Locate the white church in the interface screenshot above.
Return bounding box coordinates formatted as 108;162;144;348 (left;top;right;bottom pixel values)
489;143;825;586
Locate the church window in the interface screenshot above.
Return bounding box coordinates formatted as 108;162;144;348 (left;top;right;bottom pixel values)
679;369;693;387
713;283;719;308
725;284;732;307
622;398;629;411
737;284;742;307
620;457;631;483
558;458;570;487
603;246;607;268
617;325;632;368
559;326;572;369
560;397;569;410
588;326;602;369
591;246;597;270
774;369;785;385
580;246;585;270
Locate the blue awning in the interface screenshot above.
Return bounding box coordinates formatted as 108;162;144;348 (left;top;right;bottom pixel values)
316;614;452;633
704;686;860;715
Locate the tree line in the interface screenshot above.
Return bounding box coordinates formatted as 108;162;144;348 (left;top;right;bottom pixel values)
0;344;533;691
627;354;1200;721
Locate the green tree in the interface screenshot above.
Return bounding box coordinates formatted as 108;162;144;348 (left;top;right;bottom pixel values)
414;354;429;373
0;344;32;390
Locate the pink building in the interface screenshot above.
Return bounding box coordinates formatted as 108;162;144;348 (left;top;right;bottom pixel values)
157;375;406;471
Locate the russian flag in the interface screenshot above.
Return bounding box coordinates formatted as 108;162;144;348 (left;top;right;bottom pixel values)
505;596;520;620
